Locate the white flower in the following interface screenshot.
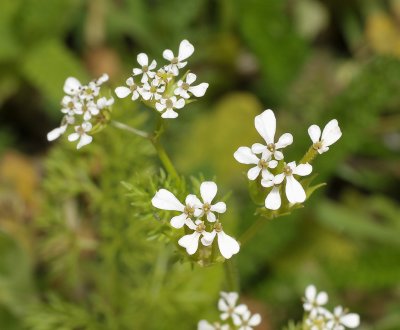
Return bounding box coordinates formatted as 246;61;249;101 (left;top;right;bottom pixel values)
174;73;209;99
141;79;165;101
261;173;281;210
115;77;142;100
325;306;360;330
47;115;75;141
305;314;328;330
232;310;262;330
82;97;114;121
274;161;312;204
197;181;227;222
155;96;185;119
67;122;93;149
308;119;342;154
80;81;100;101
96;96;114;109
234;147;278;181
178;220;208;255
151;189;202;228
132;53;157;83
197;320;229;330
163;39;194;76
201;223;240;259
63;77;82;95
61;95;82;115
218;292;248;321
303;285;329;318
251;109;293;160
96;73;109;85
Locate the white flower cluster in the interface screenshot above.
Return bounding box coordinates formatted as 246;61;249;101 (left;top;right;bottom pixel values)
234;110;342;210
198;292;261;330
47;74;114;149
303;285;360;330
115;39;209;119
151;182;240;259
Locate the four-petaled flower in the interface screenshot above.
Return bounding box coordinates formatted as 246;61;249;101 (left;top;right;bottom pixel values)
163;39;194;76
155;96;185;118
141;79;165;101
197;320;229;330
218;292;248;321
178;219;208;255
232;309;262;330
251;109;293;160
303;285;329;318
325;306;360;330
202;222;240;259
261;173;282;210
197;181;227;222
132;53;157;83
115;77;142;100
68;122;93;149
308;119;342;154
174;73;209;99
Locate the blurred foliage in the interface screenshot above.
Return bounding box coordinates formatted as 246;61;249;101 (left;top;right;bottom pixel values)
0;0;400;329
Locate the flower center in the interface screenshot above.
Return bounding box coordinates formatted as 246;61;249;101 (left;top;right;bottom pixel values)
283;164;292;176
85;88;93;95
166;99;174;108
267;143;276;152
202;203;211;213
182;82;190;90
196;222;205;233
130;84;137;92
150;85;157;93
68;101;75;109
184;205;194;217
171;57;179;64
258;159;269;169
77;126;85;135
142;65;148;73
313;141;323;150
214;222;223;232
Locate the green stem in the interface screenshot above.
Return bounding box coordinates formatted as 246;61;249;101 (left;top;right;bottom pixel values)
300;145;318;164
239;217;267;246
223;258;239;292
111;120;149;139
150;117;180;181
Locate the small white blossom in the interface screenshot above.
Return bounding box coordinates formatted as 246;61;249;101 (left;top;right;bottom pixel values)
141;79;165;101
63;77;82;95
232;309;262;330
178;219;208;255
274;161;312;204
67;122;93;149
201;223;240;259
197;320;230;330
308;119;342;154
197;181;227;222
325;306;360;330
61;95;82;115
132;53;157;83
80;81;100;101
234;147;277;181
251;109;293;160
155;96;185;119
151;189;202;228
115;77;142;100
303;285;329;318
305;313;328;330
174;73;209;99
261;173;281;210
163;39;194;76
218;292;248;321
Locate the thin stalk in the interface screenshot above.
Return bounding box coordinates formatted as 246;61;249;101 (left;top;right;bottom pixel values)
111;120;149;139
223;258;239;292
300;145;318;164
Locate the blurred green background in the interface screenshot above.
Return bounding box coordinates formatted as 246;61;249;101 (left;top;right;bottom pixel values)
1;0;400;329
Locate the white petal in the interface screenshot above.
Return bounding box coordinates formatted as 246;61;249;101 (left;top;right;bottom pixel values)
47;127;63;141
189;83;209;97
234;304;248;315
185;218;197;230
285;175;306;203
151;189;184;211
63;77;81;94
77;134;92;149
254;109;276;144
322;119;342;147
185;194;202;208
200;181;218;204
186;72;197;84
207;212;216;222
251;143;267;154
149;60;157;70
293;163;312;176
170;213;188;229
341;313;360;328
115;86;131;98
132;91;140;101
68;132;79;142
275;133;293;149
161;109;178;118
132;68;142;76
247;166;261;180
265;186;281;210
163;49;174;61
274;150;284;160
305;285;317;301
274;173;285;184
218;298;229;312
269;160;278;168
175;98;185;109
308;124;321;143
217;231;240;259
197;320;215;330
201;230;216;246
316;292;328;305
211;202;226;214
155;102;166;112
178;39;194;61
141;91;151;100
249;314;262;326
234;147;259;165
137;52;148;66
178;232;201;255
261;178;274;188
